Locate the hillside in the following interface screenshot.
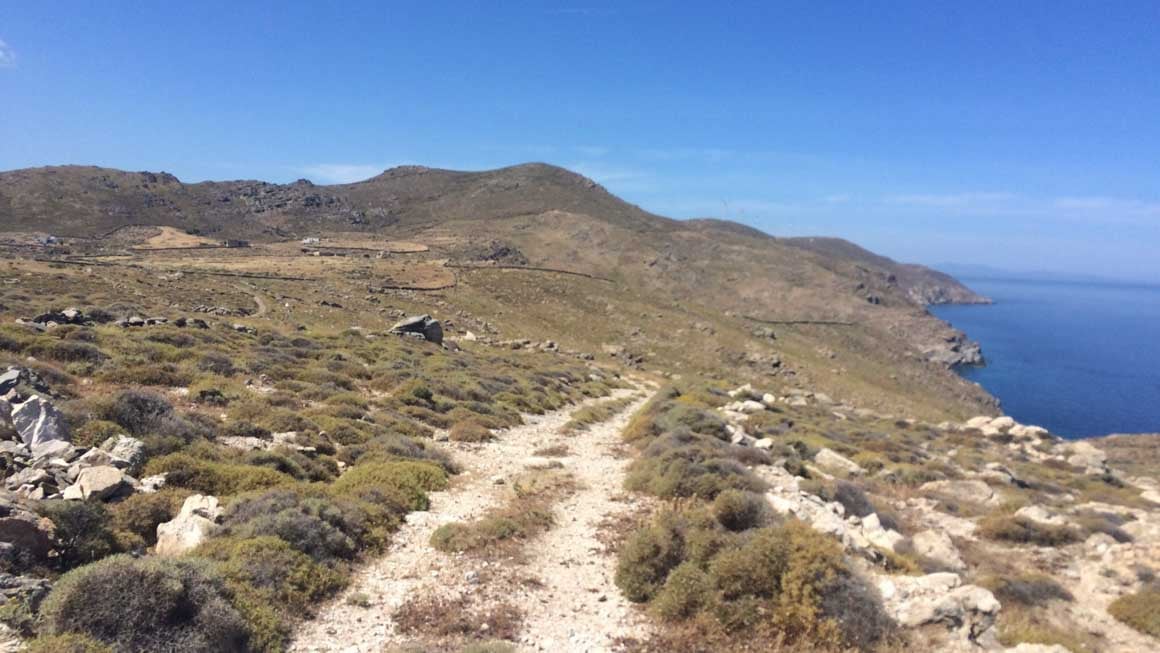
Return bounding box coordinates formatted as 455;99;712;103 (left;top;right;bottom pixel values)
0;162;994;420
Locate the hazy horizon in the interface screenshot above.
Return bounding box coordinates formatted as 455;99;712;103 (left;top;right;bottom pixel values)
3;2;1158;281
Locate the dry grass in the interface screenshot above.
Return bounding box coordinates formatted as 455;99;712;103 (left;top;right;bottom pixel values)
393;595;522;642
430;469;576;556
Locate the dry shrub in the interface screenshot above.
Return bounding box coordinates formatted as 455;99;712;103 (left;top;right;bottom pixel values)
1108;588;1160;637
977;515;1082;547
450;420;494;442
393;595;522;641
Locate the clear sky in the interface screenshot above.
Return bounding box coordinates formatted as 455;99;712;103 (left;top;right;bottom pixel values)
2;2;1159;281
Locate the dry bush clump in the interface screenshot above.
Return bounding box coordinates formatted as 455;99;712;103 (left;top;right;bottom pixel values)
431;469;575;555
1108;586;1160;637
615;507;893;650
976;514;1082;547
393;595;523;642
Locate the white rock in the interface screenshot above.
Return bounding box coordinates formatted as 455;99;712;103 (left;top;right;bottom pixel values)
861;512;905;552
989;416;1016;431
738;400;766;414
965;416;994;429
10;396;69;450
814;448;864;475
920;479;995;505
156;494;222;556
1015;505;1069;526
912;529;965;571
68;465;130;501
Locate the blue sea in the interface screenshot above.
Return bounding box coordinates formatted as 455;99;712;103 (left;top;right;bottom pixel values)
930;278;1160;439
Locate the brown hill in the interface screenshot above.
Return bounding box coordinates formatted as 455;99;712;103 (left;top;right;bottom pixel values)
0;162;997;418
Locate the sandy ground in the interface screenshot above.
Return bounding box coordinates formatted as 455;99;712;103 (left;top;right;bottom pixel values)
291;386;655;653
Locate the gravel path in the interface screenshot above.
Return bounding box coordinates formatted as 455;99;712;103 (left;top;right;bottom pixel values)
291;386;654;653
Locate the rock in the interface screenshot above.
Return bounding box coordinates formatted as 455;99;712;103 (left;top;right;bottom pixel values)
1066;441;1107;472
737;400;765;414
99;435;145;468
0;573;52;612
989;416;1016;432
861;513;905;552
920;479;995;505
1014;505;1069;526
1009;424;1050;439
727;384;755;399
0;516;50;561
891;574;999;644
75;447;117;469
139;473;167;493
760;393;777;407
29;438;73;461
0;370;22;396
965;416;993;429
912;529;965;571
390;315;443;345
9;395;69;450
814;448;864;476
68;465;130;501
753;438;775;450
155;494;222;556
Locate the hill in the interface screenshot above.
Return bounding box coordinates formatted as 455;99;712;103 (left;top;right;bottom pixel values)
1;162;994;419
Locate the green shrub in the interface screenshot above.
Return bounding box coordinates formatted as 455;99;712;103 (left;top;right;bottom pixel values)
626;432;765;499
977;515;1082;546
1108;588;1160;637
339;433;455;472
70;420;122;449
107;488;191;549
330;461;448;511
449;420;494;442
429;470;570;554
26;339;105;364
194;536;347;649
615;513;690;602
36;501;121;570
100;389;208;443
143;453;294;496
712;490;767;532
652;562;712;620
980;573;1073;607
40;555;250;652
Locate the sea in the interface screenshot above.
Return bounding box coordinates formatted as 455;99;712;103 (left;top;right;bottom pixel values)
930;277;1160;439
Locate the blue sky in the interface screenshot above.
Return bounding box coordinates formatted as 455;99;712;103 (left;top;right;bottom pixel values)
2;2;1159;281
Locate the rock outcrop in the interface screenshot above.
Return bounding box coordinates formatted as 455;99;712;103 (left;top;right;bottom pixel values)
390;314;444;345
155;494;223;556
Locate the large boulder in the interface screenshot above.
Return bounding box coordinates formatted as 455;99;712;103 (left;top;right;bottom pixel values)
390;315;444;345
814;448;865;476
9;396;69;450
64;465;131;501
155;494;222;556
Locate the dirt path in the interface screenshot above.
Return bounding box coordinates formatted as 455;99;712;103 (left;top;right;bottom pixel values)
291;387;655;653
